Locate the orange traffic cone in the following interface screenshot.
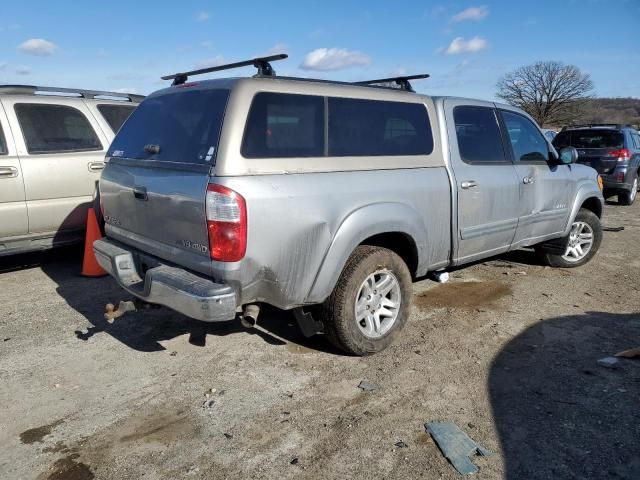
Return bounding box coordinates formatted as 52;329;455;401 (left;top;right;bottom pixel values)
81;207;107;277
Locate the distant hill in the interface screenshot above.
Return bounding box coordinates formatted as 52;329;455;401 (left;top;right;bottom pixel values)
572;97;640;128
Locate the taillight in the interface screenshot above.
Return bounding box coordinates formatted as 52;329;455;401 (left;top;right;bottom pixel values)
608;148;631;162
206;184;247;262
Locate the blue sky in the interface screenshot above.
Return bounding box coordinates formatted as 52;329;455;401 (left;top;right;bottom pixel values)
1;0;638;100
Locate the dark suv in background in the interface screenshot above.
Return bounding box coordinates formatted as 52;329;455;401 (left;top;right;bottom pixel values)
553;124;640;205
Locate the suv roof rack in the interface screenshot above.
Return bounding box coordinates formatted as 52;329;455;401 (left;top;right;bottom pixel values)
562;123;632;131
162;54;288;86
0;85;144;103
353;74;430;93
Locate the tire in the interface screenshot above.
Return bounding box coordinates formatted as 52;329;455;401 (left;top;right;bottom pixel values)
538;208;602;268
319;246;412;356
618;175;638;206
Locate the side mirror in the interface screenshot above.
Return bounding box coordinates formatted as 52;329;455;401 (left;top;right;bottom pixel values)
559;146;578;165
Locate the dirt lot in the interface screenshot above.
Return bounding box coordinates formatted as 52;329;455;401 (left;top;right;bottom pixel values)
1;201;639;480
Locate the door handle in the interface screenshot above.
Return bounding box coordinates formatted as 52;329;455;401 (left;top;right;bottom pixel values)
133;186;148;201
0;166;18;178
88;161;105;172
461;180;478;189
523;176;535;185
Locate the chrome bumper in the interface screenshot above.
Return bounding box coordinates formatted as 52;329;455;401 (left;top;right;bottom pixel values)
93;238;237;322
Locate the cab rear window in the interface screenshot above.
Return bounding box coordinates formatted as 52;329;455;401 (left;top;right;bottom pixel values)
108;89;229;164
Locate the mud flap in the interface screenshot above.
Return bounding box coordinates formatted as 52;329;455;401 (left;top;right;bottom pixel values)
293;307;325;338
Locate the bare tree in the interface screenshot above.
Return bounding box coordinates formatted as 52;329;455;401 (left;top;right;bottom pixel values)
496;61;594;127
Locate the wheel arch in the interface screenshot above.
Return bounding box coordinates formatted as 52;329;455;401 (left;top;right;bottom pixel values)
305;202;426;304
563;183;604;236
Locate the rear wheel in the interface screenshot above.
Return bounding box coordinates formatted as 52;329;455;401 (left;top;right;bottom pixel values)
618;175;638;206
538;208;602;268
319;246;412;356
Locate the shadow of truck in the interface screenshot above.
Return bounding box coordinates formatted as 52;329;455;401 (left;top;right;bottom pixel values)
489;311;640;479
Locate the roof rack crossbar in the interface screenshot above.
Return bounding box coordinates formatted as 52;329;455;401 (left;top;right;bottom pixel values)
0;85;143;102
161;54;288;86
353;74;430;92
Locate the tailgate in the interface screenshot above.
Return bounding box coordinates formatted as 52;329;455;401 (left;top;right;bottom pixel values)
576;148;618;174
100;161;211;275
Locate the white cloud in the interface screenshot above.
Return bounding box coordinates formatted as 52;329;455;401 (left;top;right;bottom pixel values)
264;43;289;56
114;87;138;94
15;65;31;75
443;36;488;55
18;38;57;56
196;11;210;22
195;55;226;70
300;48;371;71
451;6;489;23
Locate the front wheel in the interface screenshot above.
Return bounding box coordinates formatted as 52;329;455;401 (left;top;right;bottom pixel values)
537;208;602;268
319;246;412;356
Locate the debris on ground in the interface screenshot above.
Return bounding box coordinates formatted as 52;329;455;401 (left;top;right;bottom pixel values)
431;271;450;283
357;380;379;392
425;421;492;475
602;226;625;232
169;351;177;357
394;441;408;448
202;398;216;409
615;347;640;358
104;300;136;322
290;457;299;465
223;433;233;439
515;271;527;276
597;357;620;369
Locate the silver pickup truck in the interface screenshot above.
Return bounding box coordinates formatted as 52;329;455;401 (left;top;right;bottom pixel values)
94;57;604;355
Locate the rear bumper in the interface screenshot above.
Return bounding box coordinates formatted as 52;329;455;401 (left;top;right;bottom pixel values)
601;167;632;190
94;238;237;322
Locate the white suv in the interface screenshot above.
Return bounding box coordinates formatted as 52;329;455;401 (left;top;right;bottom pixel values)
0;85;142;256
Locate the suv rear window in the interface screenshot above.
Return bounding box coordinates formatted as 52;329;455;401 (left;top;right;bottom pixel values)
15;104;102;154
553;130;624;149
108;89;229;164
242;92;324;158
328;98;433;156
97;104;136;133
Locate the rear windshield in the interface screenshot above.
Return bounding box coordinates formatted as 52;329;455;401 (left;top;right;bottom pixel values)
108;89;229;164
553;130;624;149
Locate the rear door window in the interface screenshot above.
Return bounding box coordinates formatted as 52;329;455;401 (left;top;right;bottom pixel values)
108;89;229;164
0;123;6;155
328;98;433;156
97;104;136;133
15;104;102;154
553;130;624;149
500;110;549;162
453;106;507;163
242;92;324;158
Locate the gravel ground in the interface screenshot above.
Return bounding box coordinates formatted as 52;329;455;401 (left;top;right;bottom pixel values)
0;201;639;480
